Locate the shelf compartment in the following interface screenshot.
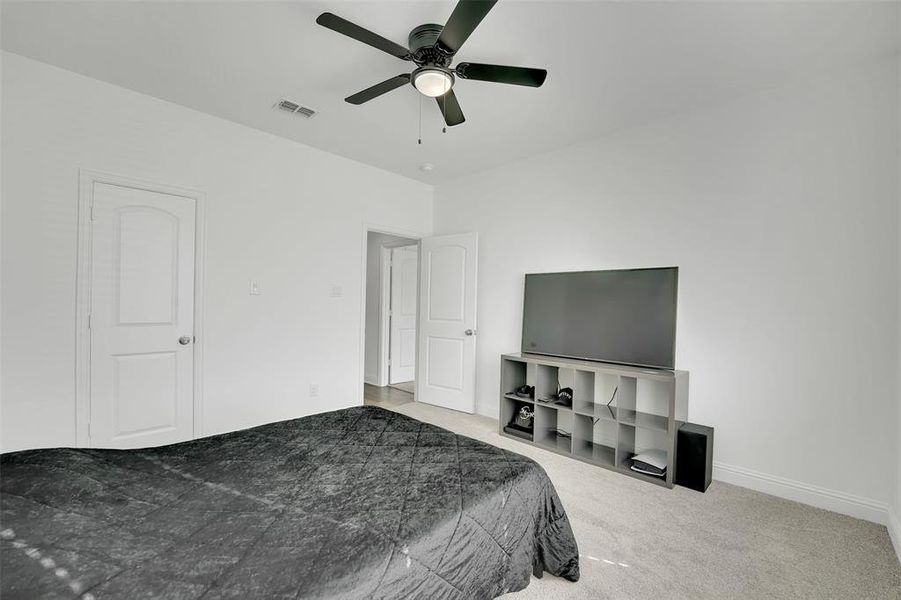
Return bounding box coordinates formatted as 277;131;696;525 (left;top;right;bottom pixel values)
573;413;615;466
617;408;670;432
615;376;637;412
501;359;528;396
573;370;594;404
635;378;674;418
534;404;572;453
572;370;618;417
535;364;560;402
538;431;574;453
620;455;668;483
573;440;616;466
540;366;576;406
500;395;534;442
617;422;669;482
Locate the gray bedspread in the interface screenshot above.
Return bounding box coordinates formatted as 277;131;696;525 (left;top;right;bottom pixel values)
0;406;579;599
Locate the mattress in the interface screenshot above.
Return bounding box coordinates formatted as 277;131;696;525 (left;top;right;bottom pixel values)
0;406;579;599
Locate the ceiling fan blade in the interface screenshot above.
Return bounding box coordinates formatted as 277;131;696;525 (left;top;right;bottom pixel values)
436;90;465;126
345;75;411;105
436;0;498;55
316;12;410;60
455;62;547;87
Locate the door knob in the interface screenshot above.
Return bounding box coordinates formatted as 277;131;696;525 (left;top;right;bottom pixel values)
178;336;192;345
464;329;475;336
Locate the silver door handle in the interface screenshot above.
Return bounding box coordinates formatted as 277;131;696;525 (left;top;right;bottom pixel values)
178;336;192;345
464;329;475;336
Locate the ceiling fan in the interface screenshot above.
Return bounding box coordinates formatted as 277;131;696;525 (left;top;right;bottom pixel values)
316;0;547;127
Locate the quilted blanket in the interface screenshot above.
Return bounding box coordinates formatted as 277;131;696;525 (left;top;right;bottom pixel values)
1;406;579;599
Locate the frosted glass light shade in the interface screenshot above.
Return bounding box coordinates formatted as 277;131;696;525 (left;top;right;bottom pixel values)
413;69;453;97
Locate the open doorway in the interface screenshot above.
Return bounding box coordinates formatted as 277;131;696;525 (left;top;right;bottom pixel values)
364;230;419;405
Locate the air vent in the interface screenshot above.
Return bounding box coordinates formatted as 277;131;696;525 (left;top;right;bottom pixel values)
275;99;317;119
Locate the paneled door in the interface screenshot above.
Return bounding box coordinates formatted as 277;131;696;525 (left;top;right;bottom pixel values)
389;245;418;384
89;182;196;448
416;233;478;413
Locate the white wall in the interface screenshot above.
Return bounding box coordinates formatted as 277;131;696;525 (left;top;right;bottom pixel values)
435;58;899;521
363;231;417;385
0;52;433;451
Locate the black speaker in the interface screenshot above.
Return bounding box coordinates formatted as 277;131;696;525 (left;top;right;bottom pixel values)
675;423;713;493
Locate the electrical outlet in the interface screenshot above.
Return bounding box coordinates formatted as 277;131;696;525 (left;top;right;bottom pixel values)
309;384;319;397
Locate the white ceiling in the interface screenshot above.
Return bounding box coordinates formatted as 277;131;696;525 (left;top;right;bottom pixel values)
3;1;899;184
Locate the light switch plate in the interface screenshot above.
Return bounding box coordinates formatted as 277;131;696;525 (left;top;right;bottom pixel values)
250;281;261;295
330;286;343;298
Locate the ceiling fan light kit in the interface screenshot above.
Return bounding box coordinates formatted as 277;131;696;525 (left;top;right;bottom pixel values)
316;0;546;128
412;67;454;97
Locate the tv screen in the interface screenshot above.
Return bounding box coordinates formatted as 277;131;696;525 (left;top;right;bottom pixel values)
521;267;678;369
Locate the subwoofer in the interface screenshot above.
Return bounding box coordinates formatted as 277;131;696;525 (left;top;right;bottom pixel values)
675;423;713;493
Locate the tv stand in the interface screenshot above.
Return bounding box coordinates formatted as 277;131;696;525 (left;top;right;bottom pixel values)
499;353;689;488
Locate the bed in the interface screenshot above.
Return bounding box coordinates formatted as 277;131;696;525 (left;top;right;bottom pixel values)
0;406;579;599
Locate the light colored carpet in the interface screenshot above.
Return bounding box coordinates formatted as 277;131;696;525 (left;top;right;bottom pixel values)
376;399;901;600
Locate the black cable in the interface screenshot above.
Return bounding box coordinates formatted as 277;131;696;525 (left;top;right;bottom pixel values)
593;386;619;425
607;386;618;407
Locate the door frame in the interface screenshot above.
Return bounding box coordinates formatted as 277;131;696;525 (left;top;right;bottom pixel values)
381;243;419;386
75;169;207;446
377;246;391;386
358;224;424;399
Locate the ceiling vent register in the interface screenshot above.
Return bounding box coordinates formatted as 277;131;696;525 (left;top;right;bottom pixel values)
275;99;317;118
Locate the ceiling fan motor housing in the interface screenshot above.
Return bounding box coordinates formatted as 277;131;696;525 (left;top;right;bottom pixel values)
409;24;452;66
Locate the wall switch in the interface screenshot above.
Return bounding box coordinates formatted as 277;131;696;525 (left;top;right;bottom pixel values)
309;384;319;397
330;286;343;298
250;281;261;296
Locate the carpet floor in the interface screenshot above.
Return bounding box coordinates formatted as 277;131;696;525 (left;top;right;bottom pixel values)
372;395;901;599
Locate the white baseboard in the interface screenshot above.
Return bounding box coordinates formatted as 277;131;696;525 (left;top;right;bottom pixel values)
713;461;889;525
363;376;380;386
888;508;901;564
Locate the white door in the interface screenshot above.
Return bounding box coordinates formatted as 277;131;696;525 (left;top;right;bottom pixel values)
389;245;418;384
416;232;478;413
89;182;196;448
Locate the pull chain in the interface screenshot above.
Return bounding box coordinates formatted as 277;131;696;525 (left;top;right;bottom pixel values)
418;95;422;145
442;88;447;134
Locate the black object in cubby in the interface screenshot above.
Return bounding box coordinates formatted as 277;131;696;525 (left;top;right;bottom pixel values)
514;384;535;399
505;401;535;436
675;423;713;493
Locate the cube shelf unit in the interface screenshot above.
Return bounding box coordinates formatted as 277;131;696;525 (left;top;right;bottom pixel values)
499;352;689;488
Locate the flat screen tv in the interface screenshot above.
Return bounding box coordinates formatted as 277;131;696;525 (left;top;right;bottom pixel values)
521;267;678;369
